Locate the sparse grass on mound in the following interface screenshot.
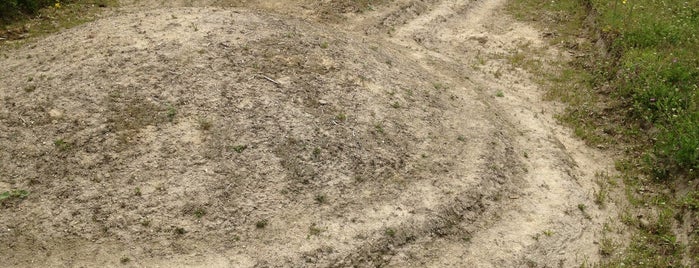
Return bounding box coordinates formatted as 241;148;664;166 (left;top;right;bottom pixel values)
0;0;116;47
508;0;698;266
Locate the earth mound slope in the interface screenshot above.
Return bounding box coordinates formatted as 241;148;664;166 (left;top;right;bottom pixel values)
0;7;515;266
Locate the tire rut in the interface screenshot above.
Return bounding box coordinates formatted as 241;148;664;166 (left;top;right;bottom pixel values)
330;0;617;266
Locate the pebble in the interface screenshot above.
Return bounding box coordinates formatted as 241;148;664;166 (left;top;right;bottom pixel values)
639;218;650;228
48;109;63;119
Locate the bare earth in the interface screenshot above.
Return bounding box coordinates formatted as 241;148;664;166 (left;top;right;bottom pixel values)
0;0;618;267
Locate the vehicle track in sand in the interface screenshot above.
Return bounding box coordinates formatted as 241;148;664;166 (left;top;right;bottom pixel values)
0;0;618;267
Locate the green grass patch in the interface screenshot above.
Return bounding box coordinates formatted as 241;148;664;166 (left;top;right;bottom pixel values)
1;0;117;47
507;0;698;266
0;189;29;202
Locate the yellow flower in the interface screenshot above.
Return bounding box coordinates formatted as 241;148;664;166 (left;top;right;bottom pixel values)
622;0;627;4
54;2;61;8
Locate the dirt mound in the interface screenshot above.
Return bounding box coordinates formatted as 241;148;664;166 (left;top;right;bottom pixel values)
0;7;518;266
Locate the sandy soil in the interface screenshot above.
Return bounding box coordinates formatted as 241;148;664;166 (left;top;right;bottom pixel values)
0;0;618;267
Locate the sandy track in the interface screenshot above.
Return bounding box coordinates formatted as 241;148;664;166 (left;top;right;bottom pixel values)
0;0;615;267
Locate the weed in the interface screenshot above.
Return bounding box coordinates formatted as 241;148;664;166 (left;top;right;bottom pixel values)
600;237;616;256
532;233;541;241
24;85;36;92
462;235;471;242
391;101;401;109
255;219;268;229
134;187;141;196
542;230;554;237
120;256;130;264
54;138;70;151
494;69;503;79
374;123;384;134
405;88;414;97
320;41;329;49
335;113;347;122
232;145;247;153
198;119;212;130
193;208;206;218
523;151;529;158
457;135;466;142
578;203;592;220
475;52;486;65
594;189;608;208
495;90;504;97
312;147;321;158
309;223;323;236
166;105;176;122
385;228;396;237
433;82;446;90
174;227;186;235
0;189;29;202
682;192;699;210
594;173;609;208
314;194;327;204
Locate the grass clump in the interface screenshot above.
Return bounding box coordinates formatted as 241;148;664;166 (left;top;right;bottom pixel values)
308;223;324;237
53;138;70;151
0;189;29;202
335;113;347;122
255;219;268;229
384;227;396;237
314;194;327;204
231;145;247;153
193;208;206;218
373;123;384;134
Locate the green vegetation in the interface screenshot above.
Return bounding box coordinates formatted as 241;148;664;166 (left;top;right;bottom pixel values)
174;227;186;235
255;219;268;229
198;118;212;131
0;189;29;202
0;0;55;22
308;223;324;236
314;193;327;204
335;112;347;122
594;0;699;178
120;256;130;264
1;0;116;47
53;138;70;151
508;0;698;266
232;145;248;153
384;227;396;237
373;123;384;134
193;208;206;218
166;105;177;122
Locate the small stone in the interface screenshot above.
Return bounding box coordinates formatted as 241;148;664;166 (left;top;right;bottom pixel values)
318;99;329;105
639;218;650;228
48;109;63;119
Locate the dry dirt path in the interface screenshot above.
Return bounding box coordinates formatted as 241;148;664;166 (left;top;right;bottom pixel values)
0;0;616;267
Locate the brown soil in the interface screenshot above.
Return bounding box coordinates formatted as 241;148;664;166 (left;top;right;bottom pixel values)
1;0;618;267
